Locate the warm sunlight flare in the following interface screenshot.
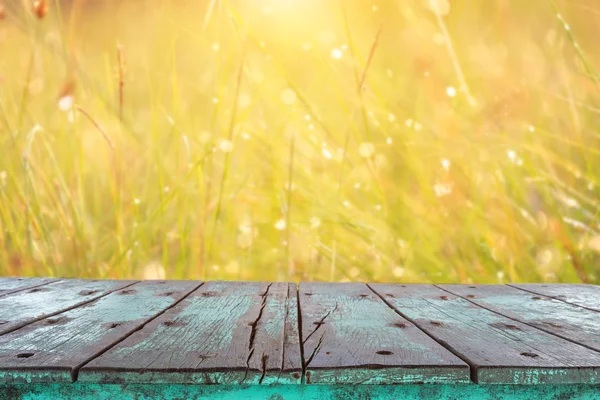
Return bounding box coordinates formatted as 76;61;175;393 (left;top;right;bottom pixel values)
0;1;599;284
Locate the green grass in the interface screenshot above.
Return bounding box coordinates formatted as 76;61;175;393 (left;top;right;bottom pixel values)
0;0;599;283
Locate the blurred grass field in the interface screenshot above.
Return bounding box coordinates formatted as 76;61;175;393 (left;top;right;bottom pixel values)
1;0;600;283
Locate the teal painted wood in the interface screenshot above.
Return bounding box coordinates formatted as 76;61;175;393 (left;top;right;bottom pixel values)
298;282;469;384
79;282;302;385
0;281;200;385
438;284;600;352
0;278;59;298
369;284;600;384
2;279;600;391
2;383;600;400
510;284;600;312
0;279;136;336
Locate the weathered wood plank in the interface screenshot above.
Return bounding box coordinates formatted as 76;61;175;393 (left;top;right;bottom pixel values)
0;279;136;336
2;383;600;400
268;283;302;382
509;284;600;312
438;284;600;353
0;278;59;298
79;281;302;385
0;281;199;384
298;282;469;384
369;284;600;384
282;283;302;375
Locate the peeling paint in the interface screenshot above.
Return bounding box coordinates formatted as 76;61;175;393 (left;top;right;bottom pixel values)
1;383;599;400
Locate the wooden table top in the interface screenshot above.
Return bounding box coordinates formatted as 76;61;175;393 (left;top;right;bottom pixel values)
0;278;599;387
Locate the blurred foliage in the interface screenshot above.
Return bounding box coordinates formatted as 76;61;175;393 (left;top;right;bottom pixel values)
1;0;600;283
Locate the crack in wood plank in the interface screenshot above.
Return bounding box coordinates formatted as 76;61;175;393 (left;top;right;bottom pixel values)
258;353;268;384
304;333;325;368
302;303;337;345
243;283;272;383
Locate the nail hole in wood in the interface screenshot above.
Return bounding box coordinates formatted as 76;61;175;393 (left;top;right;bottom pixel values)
531;296;543;300
165;319;187;327
439;296;448;300
376;350;393;355
466;295;476;299
79;290;100;296
359;294;369;298
325;352;331;355
107;323;121;329
157;292;175;297
200;291;217;297
504;324;520;330
304;293;313;296
430;321;444;327
119;289;137;295
392;322;408;328
385;293;395;298
520;352;539;358
16;353;34;359
28;288;46;293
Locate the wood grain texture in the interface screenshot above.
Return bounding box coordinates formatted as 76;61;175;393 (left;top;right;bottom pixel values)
0;281;199;384
0;278;59;298
370;284;600;384
270;283;302;380
79;281;302;385
510;284;600;312
0;279;136;336
438;284;600;353
298;282;469;384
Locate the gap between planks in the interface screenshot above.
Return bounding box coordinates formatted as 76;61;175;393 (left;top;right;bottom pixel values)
71;282;491;385
507;284;600;313
295;284;307;384
2;281;295;384
69;282;205;382
0;281;140;337
0;278;62;299
6;282;596;386
365;284;479;383
434;284;600;356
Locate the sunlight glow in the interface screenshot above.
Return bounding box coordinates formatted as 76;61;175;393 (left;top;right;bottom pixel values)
331;48;343;59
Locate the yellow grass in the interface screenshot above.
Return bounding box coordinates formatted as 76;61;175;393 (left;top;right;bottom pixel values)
1;0;600;283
